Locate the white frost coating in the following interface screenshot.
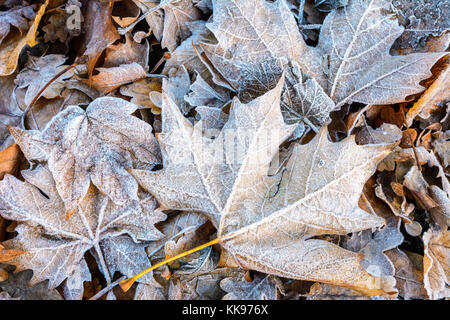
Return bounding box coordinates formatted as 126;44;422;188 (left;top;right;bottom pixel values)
0;165;166;290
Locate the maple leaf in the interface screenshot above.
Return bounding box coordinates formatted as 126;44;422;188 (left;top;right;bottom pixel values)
221;274;282;300
129;78;397;295
0;0;48;76
9;97;161;217
201;0;446;110
15;54;75;107
0;165;166;290
135;0;202;52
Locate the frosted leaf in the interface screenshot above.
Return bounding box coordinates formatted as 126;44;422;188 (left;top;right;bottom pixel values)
62;260;91;300
130;77;295;227
385;248;427;299
202;0;444;110
0;5;36;44
360;217;404;277
135;0;202;52
14;55;75;106
201;0;323;102
318;0;446;108
87;63;148;94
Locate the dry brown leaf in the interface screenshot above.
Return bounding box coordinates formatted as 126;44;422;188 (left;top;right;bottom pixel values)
103;33;149;70
81;0;120;78
15;54;75;106
0;143;20;180
0;165;166;290
130;77;397;295
201;0;445;109
0;243;24;263
9;97;161;216
120;79;163;114
403;165;439;210
307;282;371;300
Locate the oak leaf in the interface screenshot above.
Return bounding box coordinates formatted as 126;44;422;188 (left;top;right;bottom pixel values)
9;97;161;217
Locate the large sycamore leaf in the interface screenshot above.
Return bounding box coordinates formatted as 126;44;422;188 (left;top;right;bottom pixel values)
9;97;161;217
131;78;295;227
130;78;397;295
201;0;445;110
0;165;166;289
0;0;48;76
135;0;202;52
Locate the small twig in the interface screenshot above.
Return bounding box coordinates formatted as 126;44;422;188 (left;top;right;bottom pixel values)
89;276;127;300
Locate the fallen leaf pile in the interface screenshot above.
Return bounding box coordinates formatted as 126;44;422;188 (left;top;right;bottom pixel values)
0;0;448;300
